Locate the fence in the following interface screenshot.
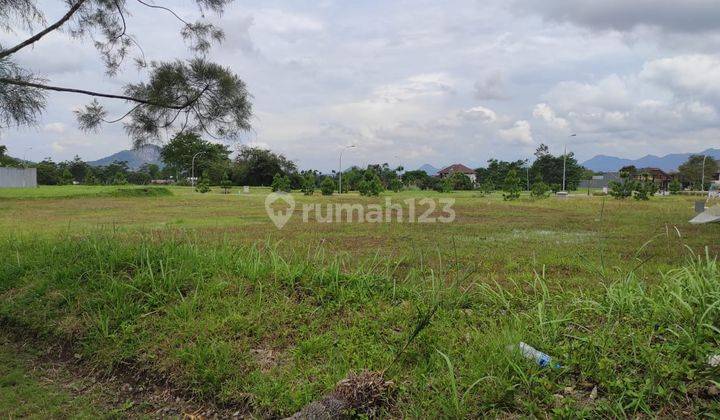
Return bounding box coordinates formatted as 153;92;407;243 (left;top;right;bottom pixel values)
0;167;37;188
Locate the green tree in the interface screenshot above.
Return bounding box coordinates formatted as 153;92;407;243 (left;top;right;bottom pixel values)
220;173;233;194
358;170;383;196
320;177;336;196
232;146;297;186
389;178;403;192
270;173;291;192
401;170;430;188
160;132;231;181
634;172;658;200
449;172;473;191
35;158;59;185
477;180;494;196
0;1;252;145
678;155;718;190
58;168;73;185
530;181;550;199
195;171;211;193
0;145;21;167
609;171;636;199
669;178;682;195
301;175;316;196
112;172;128;185
502;169;522;200
530;145;585;190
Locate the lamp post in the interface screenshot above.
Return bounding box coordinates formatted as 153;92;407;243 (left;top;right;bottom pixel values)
191;151;204;188
23;146;32;168
338;145;356;194
562;134;577;193
701;155;708;192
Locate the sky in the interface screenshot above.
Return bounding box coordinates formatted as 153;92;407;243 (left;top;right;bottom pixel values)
3;0;720;171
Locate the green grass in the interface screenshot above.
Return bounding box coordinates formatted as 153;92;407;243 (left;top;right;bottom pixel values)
0;186;718;416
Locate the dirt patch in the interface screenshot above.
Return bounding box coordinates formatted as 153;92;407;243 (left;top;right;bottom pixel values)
0;321;249;418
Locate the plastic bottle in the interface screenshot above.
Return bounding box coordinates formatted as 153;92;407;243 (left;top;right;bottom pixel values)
512;342;560;368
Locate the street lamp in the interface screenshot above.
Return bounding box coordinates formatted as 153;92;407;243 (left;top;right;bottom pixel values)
562;134;577;193
22;146;32;168
191;151;205;188
338;145;356;194
701;155;708;192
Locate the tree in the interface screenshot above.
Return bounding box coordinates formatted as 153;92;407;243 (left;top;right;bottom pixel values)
476;159;526;187
530;147;585;191
36;158;59;185
449;172;473;191
270;173;291;192
0;145;21;167
433;177;452;193
140;163;160;180
195;171;211;193
389;178;403;192
530;181;550;199
358;170;383;196
233;146;297;186
58;168;74;185
634;172;657;201
609;171;636;199
619;165;638;178
220;172;232;194
669;177;682;195
0;1;252;146
301;175;316;196
478;180;494;196
320;177;336;196
401;170;430;188
502;169;522;200
678;155;718;190
160;132;230;180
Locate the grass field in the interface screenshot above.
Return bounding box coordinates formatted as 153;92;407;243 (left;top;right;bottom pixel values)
1;185;719;417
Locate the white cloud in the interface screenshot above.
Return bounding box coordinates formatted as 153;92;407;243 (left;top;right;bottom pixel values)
43;123;66;134
640;54;720;99
253;9;324;34
459;106;498;123
532;103;569;130
499;120;533;145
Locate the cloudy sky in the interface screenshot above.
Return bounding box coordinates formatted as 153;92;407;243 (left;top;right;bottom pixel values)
3;0;720;170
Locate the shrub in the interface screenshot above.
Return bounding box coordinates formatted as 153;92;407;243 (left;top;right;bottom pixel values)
358;170;383;196
301;175;316;196
449;172;473;191
609;171;636;199
271;173;291;193
220;177;233;194
634;172;658;201
389;178;403;192
530;181;550;199
433;177;452;193
320;177;336;196
477;180;494;196
195;178;211;193
669;178;681;195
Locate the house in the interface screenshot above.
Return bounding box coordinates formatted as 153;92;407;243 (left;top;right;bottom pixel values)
437;164;477;184
636;167;671;191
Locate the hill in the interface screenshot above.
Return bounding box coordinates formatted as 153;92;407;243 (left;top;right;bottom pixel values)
582;148;720;172
417;163;439;176
87;145;162;170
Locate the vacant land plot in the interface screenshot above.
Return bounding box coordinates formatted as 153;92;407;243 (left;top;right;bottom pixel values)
0;186;718;417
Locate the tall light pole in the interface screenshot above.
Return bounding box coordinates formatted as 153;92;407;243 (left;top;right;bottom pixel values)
191;151;204;188
338;145;356;194
701;154;708;192
562;134;577;192
22;146;32;168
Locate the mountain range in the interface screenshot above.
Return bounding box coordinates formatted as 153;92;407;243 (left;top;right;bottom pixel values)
581;148;720;173
87;145;163;170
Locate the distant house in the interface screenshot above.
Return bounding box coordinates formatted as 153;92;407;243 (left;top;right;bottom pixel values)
437;164;477;184
636;167;671;191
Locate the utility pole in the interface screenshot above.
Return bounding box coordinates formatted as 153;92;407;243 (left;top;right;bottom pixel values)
338;145;356;194
701;155;708;192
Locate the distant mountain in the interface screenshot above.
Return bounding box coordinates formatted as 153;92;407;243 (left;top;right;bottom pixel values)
582;148;720;172
88;145;162;170
418;164;439;176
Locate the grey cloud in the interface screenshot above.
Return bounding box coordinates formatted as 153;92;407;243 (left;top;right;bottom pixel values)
474;72;508;100
513;0;720;33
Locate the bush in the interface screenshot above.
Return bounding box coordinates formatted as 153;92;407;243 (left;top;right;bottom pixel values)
477;180;494;196
432;177;452;193
389;178;403;192
669;178;681;195
320;177;336;196
195;178;211;193
301;175;316;196
358;170;383;196
609;172;636;199
502;169;522;201
271;173;291;192
530;181;550;199
449;172;473;191
634;172;658;201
